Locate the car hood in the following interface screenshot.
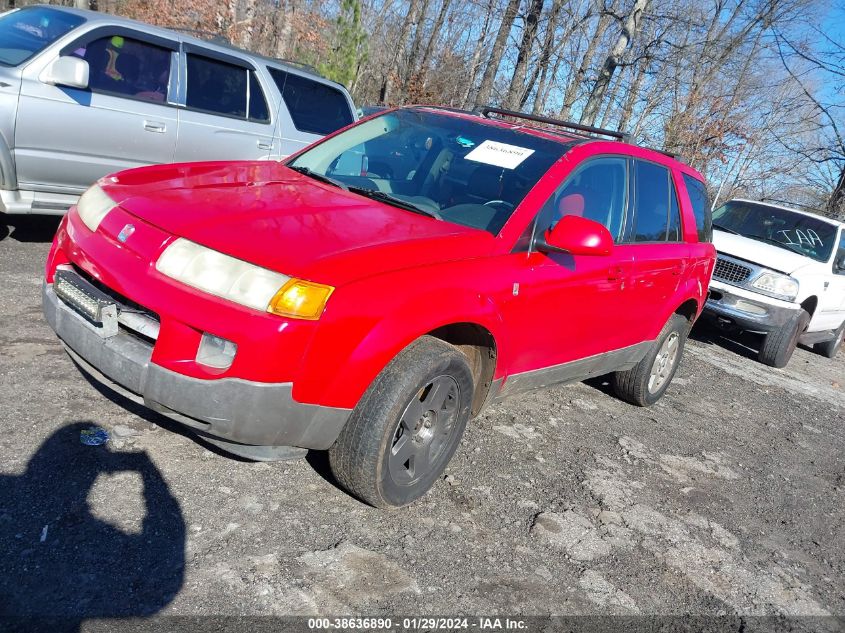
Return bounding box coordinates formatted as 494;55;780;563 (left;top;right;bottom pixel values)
712;229;813;275
102;161;494;286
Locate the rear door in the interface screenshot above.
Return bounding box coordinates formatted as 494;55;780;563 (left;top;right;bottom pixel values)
15;27;179;192
625;159;690;342
820;229;845;328
173;45;275;162
266;67;355;157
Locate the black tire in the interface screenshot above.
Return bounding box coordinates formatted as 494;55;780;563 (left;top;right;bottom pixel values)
814;322;845;359
328;336;474;508
612;313;689;407
758;309;810;368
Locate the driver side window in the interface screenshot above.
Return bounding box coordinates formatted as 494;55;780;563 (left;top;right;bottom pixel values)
535;157;628;242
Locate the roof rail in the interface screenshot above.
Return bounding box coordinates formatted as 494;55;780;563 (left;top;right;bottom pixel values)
479;106;631;143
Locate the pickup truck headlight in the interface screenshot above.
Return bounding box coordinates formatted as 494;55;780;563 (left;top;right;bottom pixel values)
156;238;333;319
751;271;799;301
76;184;117;232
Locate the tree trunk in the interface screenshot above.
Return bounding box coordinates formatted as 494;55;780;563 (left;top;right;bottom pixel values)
403;0;433;92
617;56;647;133
559;9;612;120
461;0;495;108
504;0;544;110
74;0;89;8
526;0;564;113
419;0;453;76
829;165;845;218
274;0;295;59
579;0;649;126
380;0;422;104
474;0;522;108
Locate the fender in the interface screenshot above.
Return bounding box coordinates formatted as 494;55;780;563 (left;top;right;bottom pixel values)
293;271;508;409
648;276;703;340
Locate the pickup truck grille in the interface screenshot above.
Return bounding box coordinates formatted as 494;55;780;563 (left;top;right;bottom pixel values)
713;256;752;284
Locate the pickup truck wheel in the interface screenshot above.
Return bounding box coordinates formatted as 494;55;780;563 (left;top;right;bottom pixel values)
328;336;473;508
758;309;810;368
612;313;688;407
814;322;844;359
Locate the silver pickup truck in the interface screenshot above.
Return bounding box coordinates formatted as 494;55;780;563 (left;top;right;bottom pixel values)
0;5;356;216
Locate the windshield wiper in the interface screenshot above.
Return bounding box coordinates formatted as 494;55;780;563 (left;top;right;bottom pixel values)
287;165;348;190
347;187;439;219
745;234;805;255
712;223;739;234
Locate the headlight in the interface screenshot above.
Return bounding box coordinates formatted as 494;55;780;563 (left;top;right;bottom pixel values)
751;271;799;301
76;184;117;232
156;238;334;319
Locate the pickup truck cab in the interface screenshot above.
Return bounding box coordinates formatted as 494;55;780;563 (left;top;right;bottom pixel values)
0;5;355;216
705;199;845;366
43;106;716;507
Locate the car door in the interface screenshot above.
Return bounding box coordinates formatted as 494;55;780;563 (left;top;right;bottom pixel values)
14;27;179;193
173;46;275;162
497;156;636;392
624;158;690;344
820;229;845;327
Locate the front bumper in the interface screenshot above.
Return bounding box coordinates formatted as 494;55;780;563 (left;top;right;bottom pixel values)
43;283;350;457
703;281;799;333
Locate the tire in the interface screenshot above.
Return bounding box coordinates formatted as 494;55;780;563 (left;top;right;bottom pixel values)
612;313;689;407
814;322;845;359
328;336;474;508
758;309;810;368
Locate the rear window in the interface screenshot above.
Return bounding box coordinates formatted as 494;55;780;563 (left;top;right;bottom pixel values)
268;68;353;135
0;7;84;67
683;174;712;242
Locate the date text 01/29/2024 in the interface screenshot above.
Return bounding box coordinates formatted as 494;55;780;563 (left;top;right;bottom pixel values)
307;617;528;630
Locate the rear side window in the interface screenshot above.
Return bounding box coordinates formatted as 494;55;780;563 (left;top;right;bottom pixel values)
186;54;270;123
268;68;353;135
682;173;712;242
72;35;171;104
632;160;681;242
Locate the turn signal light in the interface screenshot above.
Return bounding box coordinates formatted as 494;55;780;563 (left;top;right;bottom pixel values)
268;279;334;320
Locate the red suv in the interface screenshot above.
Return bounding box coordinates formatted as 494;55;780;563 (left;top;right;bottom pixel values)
43;106;716;507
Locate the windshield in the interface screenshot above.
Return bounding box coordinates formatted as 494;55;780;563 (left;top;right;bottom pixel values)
0;7;85;67
288;109;571;234
712;200;838;263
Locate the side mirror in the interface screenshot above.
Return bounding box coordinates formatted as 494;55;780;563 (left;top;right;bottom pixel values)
835;253;845;273
42;56;89;90
537;214;613;256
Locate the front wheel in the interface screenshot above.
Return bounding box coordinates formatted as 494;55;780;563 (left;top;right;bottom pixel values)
612;313;689;407
758;309;810;368
814;322;844;359
328;336;474;508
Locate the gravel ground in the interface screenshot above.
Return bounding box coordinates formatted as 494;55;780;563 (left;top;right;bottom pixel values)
0;216;843;628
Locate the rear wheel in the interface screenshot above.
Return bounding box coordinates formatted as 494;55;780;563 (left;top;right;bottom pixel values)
612;313;689;407
814;322;845;359
758;309;810;368
328;336;474;508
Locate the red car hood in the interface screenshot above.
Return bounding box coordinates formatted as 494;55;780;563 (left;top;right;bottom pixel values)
101;162;494;286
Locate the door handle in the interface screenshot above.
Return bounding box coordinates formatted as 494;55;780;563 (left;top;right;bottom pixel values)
607;266;625;281
143;121;166;133
257;140;274;150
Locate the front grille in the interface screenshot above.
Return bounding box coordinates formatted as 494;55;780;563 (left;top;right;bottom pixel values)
713;256;752;284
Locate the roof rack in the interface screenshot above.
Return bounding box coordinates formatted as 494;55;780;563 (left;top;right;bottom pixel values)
479;106;631;143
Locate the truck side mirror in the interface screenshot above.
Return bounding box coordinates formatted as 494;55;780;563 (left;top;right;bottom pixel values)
536;214;613;256
42;56;89;90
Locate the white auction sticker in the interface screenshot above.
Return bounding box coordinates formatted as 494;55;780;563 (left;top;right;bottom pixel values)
464;140;535;169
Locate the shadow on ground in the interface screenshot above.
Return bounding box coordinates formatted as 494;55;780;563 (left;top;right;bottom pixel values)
0;215;62;243
0;422;185;630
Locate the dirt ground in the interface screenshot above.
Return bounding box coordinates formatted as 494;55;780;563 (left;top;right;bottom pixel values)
1;216;843;629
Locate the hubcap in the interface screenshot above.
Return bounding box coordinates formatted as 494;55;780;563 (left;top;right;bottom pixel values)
648;332;680;393
388;375;459;485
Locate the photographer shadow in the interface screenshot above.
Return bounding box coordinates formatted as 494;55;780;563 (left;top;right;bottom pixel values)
0;422;185;630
